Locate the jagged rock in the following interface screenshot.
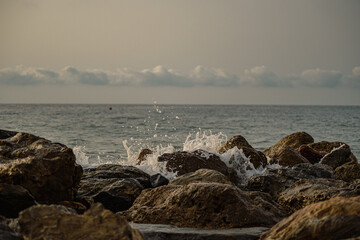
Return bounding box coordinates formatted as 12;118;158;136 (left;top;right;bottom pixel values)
260;196;360;240
320;144;352;169
0;216;22;240
19;203;144;240
170;169;234;186
334;162;360;182
278;178;360;213
270;147;309;167
123;183;283;229
245;163;334;198
0;130;83;204
0;183;37;218
157;150;239;184
137;148;153;165
308;141;350;153
150;174;169;188
58;201;87;214
77;177;144;212
298;144;327;164
263;132;314;159
218;135;267;168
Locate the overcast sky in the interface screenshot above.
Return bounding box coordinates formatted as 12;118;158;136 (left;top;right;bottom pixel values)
1;0;359;105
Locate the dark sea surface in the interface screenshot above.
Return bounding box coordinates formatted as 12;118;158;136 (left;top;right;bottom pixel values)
1;104;359;174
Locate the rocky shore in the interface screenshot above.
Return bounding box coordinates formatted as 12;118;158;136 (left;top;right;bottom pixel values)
1;129;359;239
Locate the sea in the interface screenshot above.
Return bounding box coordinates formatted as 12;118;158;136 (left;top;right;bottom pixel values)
1;104;359;179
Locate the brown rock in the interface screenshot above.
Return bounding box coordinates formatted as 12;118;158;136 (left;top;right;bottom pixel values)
271;147;310;167
123;183;283;229
170;169;234;186
320;144;352;169
218;135;253;153
260;196;360;240
298;144;327;164
58;201;87;214
308;141;350;153
19;203;144;240
0;131;83;204
278;178;360;213
334;162;360;182
137;148;153;165
0;216;22;240
263;132;314;159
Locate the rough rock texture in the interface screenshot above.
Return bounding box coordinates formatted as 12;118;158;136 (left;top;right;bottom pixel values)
137;148;153;165
58;201;87;214
123;183;283;229
218;135;267;168
260;196;360;240
19;203;144;240
0;183;37;218
320;144;352;169
169;169;234;186
0;130;83;204
270;147;309;167
0;216;22;240
278;178;360;213
150;174;169;188
263;132;314;159
334;162;360;182
308;141;350;153
245;163;334;198
298;144;327;164
158;150;238;184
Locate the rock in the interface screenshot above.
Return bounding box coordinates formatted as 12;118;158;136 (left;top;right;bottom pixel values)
218;135;267;168
123;183;283;229
278;178;360;213
0;216;22;240
320;144;352;169
19;203;144;240
158;150;239;184
0;131;83;203
58;201;87;214
0;183;37;218
260;196;360;240
245;163;334;198
298;144;327;164
271;147;309;167
150;174;169;188
334;162;360;182
170;169;234;186
77;177;144;212
0;130;17;140
263;132;314;159
137;148;153;165
308;141;350;153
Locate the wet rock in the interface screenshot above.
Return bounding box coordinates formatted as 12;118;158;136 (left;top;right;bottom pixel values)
0;130;17;140
77;177;144;212
270;147;309;167
260;196;360;240
150;174;169;188
0;183;37;218
170;169;234;186
137;148;153;165
19;203;144;240
334;162;360;182
0;216;22;240
0;131;83;204
245;163;334;198
278;178;360;213
298;144;327;164
123;183;283;229
158;150;239;184
218;135;267;168
308;141;350;153
320;144;352;169
263;132;314;159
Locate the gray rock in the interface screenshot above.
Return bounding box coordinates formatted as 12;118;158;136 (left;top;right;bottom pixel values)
150;174;169;188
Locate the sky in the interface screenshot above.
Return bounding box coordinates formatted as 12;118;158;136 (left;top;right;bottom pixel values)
0;0;360;105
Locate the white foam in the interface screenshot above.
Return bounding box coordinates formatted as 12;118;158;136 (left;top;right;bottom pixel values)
73;145;89;165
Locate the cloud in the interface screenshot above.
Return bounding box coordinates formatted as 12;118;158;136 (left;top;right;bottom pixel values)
1;65;360;88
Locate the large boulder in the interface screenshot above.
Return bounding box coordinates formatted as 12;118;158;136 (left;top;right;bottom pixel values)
169;169;234;186
334;162;360;182
270;147;309;167
260;196;360;240
245;163;334;198
218;135;267;168
278;178;360;213
298;145;327;164
308;141;350;153
123;183;284;229
19;203;144;240
0;183;37;218
157;150;239;184
263;132;314;159
320;144;352;169
0;130;83;204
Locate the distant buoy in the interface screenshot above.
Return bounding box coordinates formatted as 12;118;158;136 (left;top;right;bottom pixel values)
109;107;112;110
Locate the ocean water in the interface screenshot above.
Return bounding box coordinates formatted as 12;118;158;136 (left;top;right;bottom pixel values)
1;104;359;178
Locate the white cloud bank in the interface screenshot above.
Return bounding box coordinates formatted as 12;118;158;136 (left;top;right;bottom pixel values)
1;65;360;88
